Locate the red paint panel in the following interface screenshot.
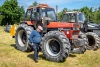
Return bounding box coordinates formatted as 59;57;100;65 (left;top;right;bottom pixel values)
63;30;80;40
63;31;70;39
26;21;36;25
47;22;73;28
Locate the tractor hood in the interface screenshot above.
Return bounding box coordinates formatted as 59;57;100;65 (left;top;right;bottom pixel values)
47;22;80;28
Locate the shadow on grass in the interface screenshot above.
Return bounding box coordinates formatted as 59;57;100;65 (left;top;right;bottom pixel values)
10;44;17;49
69;53;76;57
27;53;47;61
27;54;66;63
27;54;33;59
10;44;32;53
10;44;77;62
27;53;77;63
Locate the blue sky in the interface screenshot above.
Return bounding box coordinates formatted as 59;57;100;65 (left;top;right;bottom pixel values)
0;0;100;12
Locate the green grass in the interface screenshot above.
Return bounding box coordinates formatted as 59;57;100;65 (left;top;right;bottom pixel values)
0;26;100;67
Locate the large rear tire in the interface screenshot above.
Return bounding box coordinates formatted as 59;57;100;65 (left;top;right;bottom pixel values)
40;31;71;62
86;32;100;50
15;23;33;52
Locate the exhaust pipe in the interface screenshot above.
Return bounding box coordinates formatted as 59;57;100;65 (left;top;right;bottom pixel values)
56;5;58;21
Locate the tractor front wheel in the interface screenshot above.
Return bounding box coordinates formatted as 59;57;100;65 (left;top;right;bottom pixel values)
41;31;71;62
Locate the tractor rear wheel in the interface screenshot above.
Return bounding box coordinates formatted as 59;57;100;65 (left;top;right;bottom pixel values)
40;31;71;62
15;23;33;52
86;32;100;50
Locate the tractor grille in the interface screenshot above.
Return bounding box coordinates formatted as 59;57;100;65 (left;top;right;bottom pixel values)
72;31;79;35
71;31;80;39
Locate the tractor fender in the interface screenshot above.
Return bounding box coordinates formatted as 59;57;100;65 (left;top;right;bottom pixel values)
19;21;36;26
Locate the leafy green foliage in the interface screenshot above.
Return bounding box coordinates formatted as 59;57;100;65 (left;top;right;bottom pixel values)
58;12;63;21
96;10;100;23
0;0;25;25
80;6;93;21
29;1;39;7
32;1;38;6
20;6;25;20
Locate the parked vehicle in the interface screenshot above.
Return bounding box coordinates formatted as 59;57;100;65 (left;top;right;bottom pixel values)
62;11;100;50
4;23;12;32
10;4;87;62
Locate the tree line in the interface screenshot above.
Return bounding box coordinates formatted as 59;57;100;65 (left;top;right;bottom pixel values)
0;0;100;25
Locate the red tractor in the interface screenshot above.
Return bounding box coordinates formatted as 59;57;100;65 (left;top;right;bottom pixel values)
15;4;87;62
62;11;100;50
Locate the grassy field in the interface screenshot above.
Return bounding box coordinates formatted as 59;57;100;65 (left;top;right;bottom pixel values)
0;26;100;67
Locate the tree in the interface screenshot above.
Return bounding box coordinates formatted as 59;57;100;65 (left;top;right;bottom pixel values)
72;9;79;11
57;8;68;21
63;8;68;11
96;7;100;23
20;6;25;20
29;1;39;7
32;1;38;6
0;0;22;25
58;11;63;21
80;6;90;20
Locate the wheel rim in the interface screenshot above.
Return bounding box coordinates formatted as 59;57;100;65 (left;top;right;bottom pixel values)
46;38;60;56
87;35;95;46
18;28;27;47
22;32;27;44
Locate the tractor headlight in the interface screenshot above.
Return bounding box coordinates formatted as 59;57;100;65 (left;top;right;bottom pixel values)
42;19;44;23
